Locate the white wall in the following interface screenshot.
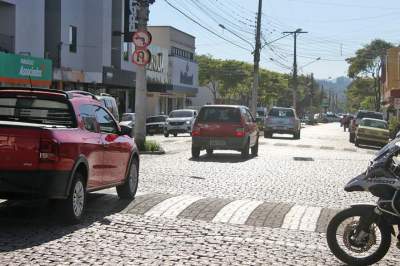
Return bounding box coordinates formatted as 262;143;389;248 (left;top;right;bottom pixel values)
14;0;45;57
146;93;159;116
60;0;112;72
60;0;85;70
190;86;215;107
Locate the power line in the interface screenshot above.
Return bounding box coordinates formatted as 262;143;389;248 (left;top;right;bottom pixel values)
187;0;255;36
281;0;400;11
206;0;256;28
163;0;252;52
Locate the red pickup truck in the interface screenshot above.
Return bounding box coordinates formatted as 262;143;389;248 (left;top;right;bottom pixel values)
0;88;139;223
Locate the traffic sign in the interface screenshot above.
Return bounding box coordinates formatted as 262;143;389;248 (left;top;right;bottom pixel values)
132;49;152;66
132;30;152;48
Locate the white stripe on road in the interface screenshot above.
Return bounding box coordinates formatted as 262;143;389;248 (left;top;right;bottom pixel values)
299;207;322;232
281;205;307;230
281;205;322;231
144;195;203;218
161;196;204;218
212;199;254;224
229;200;264;225
134;191;148;197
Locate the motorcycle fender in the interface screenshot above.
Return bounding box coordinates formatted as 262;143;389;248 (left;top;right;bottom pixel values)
350;204;396;236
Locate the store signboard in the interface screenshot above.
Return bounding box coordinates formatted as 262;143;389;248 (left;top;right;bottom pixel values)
0;52;52;86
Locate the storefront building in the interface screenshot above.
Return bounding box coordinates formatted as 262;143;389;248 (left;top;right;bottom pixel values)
382;47;400;118
147;26;199;116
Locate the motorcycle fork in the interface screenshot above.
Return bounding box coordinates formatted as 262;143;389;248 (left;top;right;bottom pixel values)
355;212;378;241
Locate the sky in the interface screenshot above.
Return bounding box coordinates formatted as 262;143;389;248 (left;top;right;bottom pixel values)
149;0;400;80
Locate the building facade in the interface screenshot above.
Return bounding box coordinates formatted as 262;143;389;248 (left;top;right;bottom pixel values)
0;1;198;119
147;26;198;116
0;0;52;87
382;47;400;117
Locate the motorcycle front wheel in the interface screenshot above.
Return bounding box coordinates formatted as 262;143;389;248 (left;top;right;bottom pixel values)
326;207;392;266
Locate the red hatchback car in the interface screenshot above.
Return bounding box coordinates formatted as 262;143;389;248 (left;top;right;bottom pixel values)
191;105;259;159
0;88;139;223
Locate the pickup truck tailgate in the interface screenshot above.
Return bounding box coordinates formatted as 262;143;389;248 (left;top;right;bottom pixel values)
0;127;41;170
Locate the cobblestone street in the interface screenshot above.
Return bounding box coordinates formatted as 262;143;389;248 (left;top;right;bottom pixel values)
1;123;399;265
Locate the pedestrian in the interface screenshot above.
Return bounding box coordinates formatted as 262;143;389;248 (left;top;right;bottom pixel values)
343;115;350;132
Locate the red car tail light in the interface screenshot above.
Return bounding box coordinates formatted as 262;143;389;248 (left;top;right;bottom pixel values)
39;139;59;162
235;128;245;138
192;125;201;136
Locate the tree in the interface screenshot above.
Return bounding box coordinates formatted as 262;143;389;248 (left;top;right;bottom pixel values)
346;39;394;111
196;54;322;111
346;78;375;112
196;55;222;102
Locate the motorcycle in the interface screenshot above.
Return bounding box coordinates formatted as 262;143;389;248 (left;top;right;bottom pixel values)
327;137;400;265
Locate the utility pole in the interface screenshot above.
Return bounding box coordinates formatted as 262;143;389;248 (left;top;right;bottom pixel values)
134;0;151;150
283;29;307;110
251;0;262;117
309;73;314;123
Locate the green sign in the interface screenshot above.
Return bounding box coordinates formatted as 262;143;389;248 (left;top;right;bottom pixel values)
0;52;52;86
321;98;329;108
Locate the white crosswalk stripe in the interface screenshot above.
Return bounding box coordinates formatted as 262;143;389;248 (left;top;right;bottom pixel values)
299;207;322;232
281;205;307;230
212;199;254;223
161;196;204;218
229;200;264;225
144;195;203;218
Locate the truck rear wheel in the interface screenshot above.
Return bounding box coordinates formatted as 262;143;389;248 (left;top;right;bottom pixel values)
60;172;86;224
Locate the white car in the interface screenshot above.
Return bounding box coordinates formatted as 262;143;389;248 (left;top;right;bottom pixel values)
119;113;136;128
164;109;197;137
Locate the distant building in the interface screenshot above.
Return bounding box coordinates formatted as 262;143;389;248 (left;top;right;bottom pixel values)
147;26;198;115
382;47;400;117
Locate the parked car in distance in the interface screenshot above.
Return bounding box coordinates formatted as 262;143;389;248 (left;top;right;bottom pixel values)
349;110;384;143
191;105;259;159
120;112;136;126
0;88;139;224
355;118;389;147
97;93;119;121
264;107;301;139
146;115;168;135
164;109;197;137
119;113;136;137
255;106;268;130
326;112;340;123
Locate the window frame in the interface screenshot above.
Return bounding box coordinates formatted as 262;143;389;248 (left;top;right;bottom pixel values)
94;106;119;134
79;104;99;133
69;25;77;53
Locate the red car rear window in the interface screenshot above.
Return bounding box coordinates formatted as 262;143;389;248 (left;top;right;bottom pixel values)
0;96;75;127
197;107;241;123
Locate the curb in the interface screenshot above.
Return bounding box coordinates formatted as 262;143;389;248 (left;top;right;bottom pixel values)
140;148;166;155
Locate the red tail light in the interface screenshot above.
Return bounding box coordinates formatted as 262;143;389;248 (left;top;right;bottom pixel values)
192;125;201;136
235;128;245;137
39;139;59;162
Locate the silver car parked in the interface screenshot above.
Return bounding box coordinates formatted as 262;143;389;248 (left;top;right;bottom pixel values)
264;107;301;139
164;109;197;137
